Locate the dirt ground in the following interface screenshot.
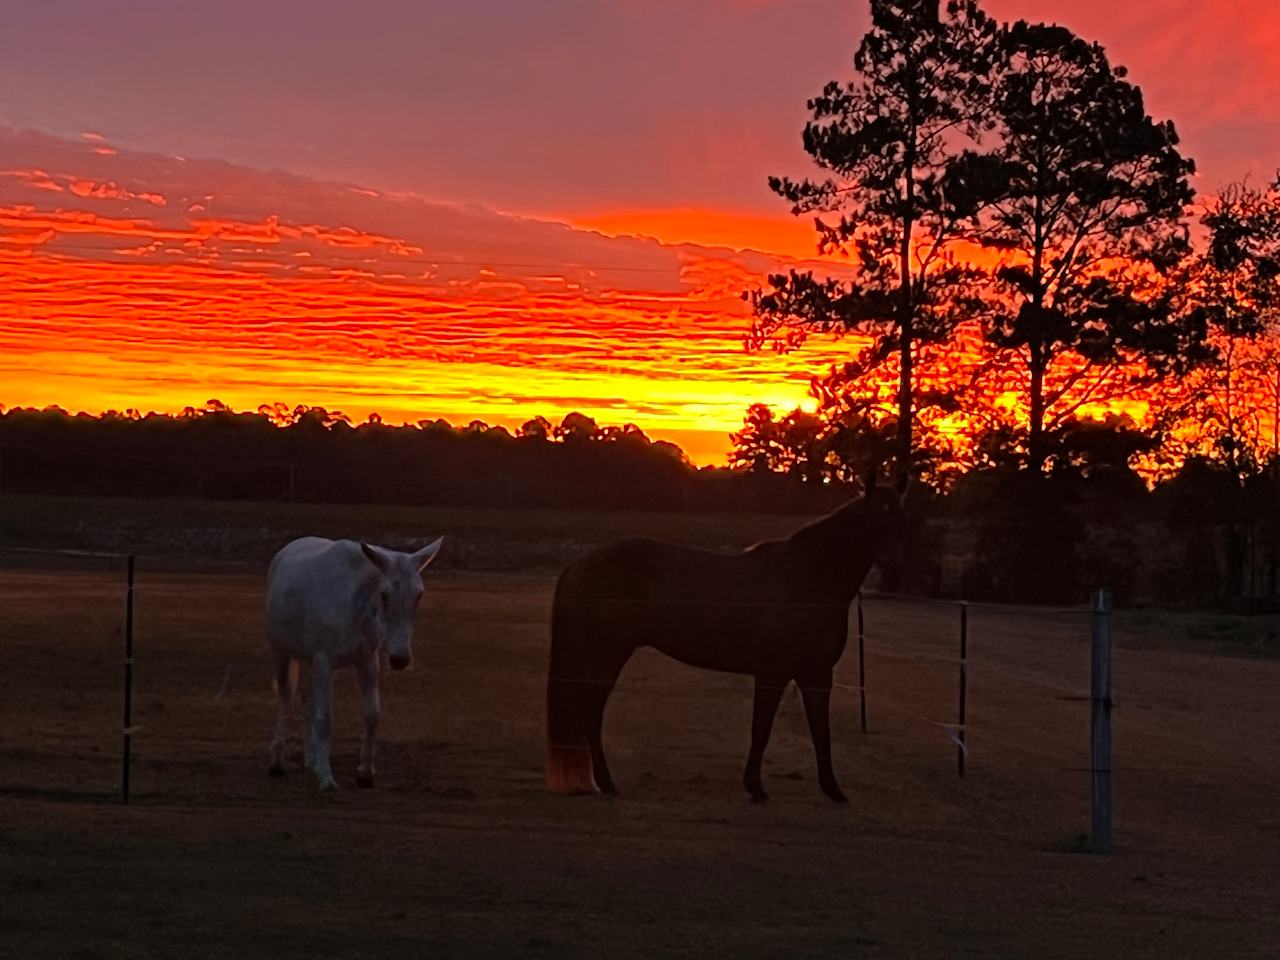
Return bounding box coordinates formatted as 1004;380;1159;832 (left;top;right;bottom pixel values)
2;553;1279;958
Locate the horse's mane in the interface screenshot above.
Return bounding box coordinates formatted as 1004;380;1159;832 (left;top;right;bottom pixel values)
786;496;864;548
736;496;865;558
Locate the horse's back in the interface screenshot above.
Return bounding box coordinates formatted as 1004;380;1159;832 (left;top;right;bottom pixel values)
556;537;748;604
552;535;847;674
269;536;345;577
266;537;367;654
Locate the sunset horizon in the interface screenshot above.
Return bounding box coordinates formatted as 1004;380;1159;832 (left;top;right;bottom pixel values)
5;0;1278;469
5;0;1274;471
0;124;862;465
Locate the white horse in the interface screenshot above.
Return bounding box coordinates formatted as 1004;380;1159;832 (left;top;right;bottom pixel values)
266;536;444;790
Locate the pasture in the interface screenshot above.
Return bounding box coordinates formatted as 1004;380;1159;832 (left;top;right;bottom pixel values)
1;497;1278;958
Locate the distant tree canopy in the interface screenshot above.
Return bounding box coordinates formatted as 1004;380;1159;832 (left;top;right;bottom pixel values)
0;401;847;515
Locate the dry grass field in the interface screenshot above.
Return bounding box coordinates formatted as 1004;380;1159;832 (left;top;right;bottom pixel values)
1;498;1278;958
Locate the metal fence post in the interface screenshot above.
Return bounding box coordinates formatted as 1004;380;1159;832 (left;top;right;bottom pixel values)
1090;587;1113;852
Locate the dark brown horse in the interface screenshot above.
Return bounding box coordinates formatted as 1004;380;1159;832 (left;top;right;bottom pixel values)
546;472;908;802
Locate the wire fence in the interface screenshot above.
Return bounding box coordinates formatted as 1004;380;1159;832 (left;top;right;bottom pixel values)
2;546;1111;812
853;591;1101;789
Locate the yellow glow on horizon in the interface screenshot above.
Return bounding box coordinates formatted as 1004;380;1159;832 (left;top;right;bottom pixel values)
0;230;839;465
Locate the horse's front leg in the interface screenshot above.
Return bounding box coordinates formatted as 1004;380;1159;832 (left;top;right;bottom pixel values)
355;652;381;788
309;652;337;791
799;670;846;803
743;676;786;803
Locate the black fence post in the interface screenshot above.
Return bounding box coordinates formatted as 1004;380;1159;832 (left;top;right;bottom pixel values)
121;555;135;805
857;593;867;734
958;602;968;779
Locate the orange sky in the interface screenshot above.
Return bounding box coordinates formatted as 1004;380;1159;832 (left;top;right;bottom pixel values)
3;0;1279;465
0;128;857;463
0;127;1262;468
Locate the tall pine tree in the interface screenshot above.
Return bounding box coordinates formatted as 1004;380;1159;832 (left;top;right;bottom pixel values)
974;22;1200;469
749;0;1000;483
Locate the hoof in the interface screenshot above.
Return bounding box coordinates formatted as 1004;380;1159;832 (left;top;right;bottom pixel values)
748;790;769;805
356;774;375;789
317;777;338;793
268;762;286;778
823;786;849;804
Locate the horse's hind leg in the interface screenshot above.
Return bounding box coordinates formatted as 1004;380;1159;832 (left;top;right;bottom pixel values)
268;652;293;776
547;610;632;795
583;645;632;795
743;676;786;803
586;687;618;796
799;670;847;803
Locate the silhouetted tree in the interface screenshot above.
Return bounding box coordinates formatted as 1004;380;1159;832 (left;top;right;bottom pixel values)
651;440;692;466
811;407;899;486
599;423;650;447
258;402;294;426
729;401;897;485
1149;180;1280;599
1155;179;1280;475
555;412;600;444
730;404;823;478
807;325;982;486
1049;414;1157;482
972;21;1201;470
517;415;553;441
749;0;1000;482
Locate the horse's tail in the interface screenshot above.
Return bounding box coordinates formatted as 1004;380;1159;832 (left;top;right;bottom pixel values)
546;578;598;794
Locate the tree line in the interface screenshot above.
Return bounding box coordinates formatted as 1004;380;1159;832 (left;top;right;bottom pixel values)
2;398;1275;607
0;401;847;515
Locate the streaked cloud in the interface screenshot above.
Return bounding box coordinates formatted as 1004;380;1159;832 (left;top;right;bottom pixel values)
0;126;856;462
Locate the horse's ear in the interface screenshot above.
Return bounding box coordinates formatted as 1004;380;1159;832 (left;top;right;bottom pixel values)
863;463;878;502
411;536;444;573
361;542;390;571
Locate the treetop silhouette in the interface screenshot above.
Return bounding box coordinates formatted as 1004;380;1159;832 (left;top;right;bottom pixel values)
749;0;1001;483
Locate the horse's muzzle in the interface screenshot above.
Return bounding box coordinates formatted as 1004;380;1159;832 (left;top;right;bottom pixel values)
389;654;412;672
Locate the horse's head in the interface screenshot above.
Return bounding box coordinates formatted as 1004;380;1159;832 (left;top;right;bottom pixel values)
859;468;911;592
361;537;444;670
